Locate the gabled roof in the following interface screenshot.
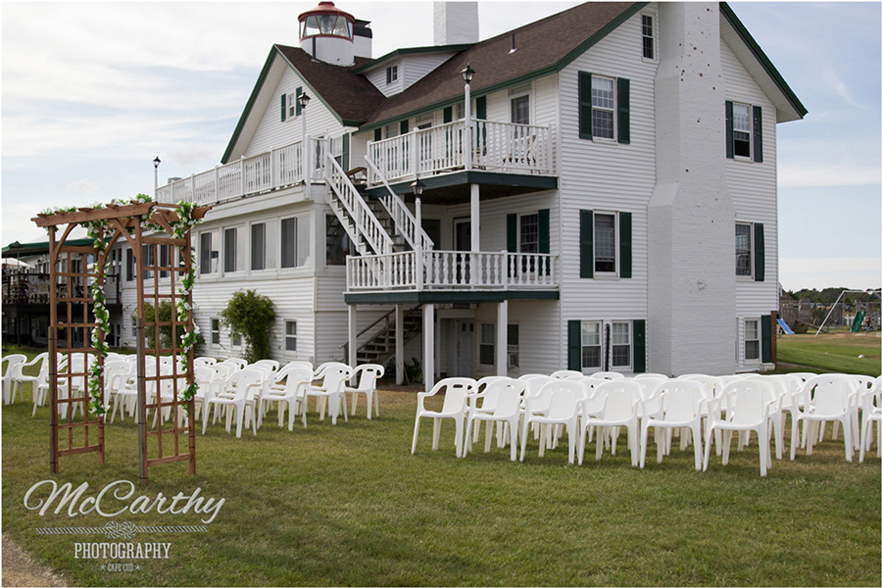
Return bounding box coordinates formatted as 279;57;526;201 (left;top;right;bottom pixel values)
363;2;643;129
221;45;385;164
350;44;475;75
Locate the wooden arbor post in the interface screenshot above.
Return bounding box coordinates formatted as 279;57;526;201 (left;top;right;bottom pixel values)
32;201;209;482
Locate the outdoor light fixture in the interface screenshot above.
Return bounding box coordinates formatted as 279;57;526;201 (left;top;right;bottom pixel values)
153;157;161;193
298;92;311;110
461;63;476;84
153;156;161;169
410;178;425;198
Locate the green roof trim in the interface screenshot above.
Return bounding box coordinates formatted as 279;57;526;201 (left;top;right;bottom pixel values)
3;238;98;257
720;2;807;119
556;2;648;71
351;44;475;74
221;48;278;164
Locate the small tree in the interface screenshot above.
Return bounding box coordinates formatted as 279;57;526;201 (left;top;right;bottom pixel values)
220;290;275;362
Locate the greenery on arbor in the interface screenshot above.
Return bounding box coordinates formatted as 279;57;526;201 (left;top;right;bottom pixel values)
220;289;276;362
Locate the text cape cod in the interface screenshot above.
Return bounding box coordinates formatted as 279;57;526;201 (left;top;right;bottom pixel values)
24;480;225;524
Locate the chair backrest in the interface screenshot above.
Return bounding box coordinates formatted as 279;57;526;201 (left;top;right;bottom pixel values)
657;380;705;421
103;361;131;393
593;371;625;380
634;372;670;380
276;361;314;381
222;358;247;371
521;375;556;397
318;364;353;393
594;380;642;420
353;364;384;390
550;370;582;380
427;378;475;414
194;357;217;368
281;367;314;396
487;378;527;417
632;376;668;399
722;379;775;425
2;354;27;377
801;374;856;416
229;368;264;400
253;359;280;372
543;380;582;419
194;366;216;388
678;374;725;400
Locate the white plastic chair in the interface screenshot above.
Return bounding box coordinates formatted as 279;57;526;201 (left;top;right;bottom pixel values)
791;374;857;462
703;379;776;476
411;377;476;458
192;366;217;421
520;379;582;464
2;354;27;404
221;358;247;371
262;366;313;430
202;368;263;438
345;364;384;419
253;359;280;373
464;377;526;461
550;370;583;380
640;379;706;470
301;363;352;426
578;379;643;466
102;360;132;419
859;377;882;462
194;357;217;368
593;371;625;380
9;352;48;405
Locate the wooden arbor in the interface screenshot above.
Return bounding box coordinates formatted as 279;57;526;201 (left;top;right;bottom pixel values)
32;200;209;484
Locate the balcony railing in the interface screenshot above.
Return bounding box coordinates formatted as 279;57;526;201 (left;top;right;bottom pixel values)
156;141;310;206
347;250;558;293
366;119;552;186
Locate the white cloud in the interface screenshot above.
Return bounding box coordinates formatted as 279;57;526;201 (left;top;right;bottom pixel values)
780;257;882;291
65;180;100;194
778;165;881;187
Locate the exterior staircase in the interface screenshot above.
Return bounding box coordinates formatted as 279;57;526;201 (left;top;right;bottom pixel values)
342;305;423;366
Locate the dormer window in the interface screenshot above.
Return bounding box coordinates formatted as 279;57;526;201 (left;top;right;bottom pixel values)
386;65;398;84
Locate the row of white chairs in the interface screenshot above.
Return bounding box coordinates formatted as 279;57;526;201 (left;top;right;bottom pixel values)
411;371;882;475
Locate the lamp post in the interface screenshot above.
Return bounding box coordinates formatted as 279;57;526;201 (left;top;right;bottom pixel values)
461;64;480;254
153;157;161;195
298;92;311;193
298;92;311;142
410;177;425;234
461;64;475;171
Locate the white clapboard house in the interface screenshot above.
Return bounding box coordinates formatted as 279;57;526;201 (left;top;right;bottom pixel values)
115;1;806;386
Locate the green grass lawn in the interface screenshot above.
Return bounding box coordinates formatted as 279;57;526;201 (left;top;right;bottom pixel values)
776;332;881;376
2;353;880;587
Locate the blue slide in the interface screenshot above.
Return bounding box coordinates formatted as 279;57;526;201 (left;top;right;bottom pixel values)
777;318;795;335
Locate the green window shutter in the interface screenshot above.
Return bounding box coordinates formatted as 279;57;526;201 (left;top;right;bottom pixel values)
754;223;765;282
374;128;382;142
578;72;593;140
400;120;409;134
580;210;594;278
761;315;772;363
476;96;487;120
567;320;582;371
443;106;453;123
633;319;646;373
617;78;630;145
507;213;517;278
619;211;632;278
281;94;287;122
725;100;734;159
295;87;303;116
753;105;763;163
538;209;551;276
342;133;350;172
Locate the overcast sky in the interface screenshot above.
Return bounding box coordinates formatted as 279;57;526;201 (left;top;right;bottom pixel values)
2;1;880;291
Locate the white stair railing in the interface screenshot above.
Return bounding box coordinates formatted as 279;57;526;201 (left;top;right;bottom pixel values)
364;154;434;251
323;146;393;256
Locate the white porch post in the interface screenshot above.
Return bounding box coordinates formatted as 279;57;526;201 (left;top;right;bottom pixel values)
395;304;404;385
423;303;435;391
497;300;508;377
348;305;357;368
470;184;480;252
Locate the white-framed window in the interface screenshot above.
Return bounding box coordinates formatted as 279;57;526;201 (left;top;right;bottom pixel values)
581;321;602;369
519;213;539;253
507;324;519;368
287;94;298;119
224;227;238;273
200;231;218;275
251;223;265;271
281;216;310;269
641;13;656;60
594;212;617;274
479;323;495;366
736;223;752;277
210;318;220;346
510;94;530;125
456;102;465;120
386;65;398;84
285;321;297;352
591;75;616;140
744;319;760;361
611;322;632;369
231;329;241;348
732;102;752;158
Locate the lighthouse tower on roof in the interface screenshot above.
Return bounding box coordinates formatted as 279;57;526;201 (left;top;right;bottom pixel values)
299;1;356;67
